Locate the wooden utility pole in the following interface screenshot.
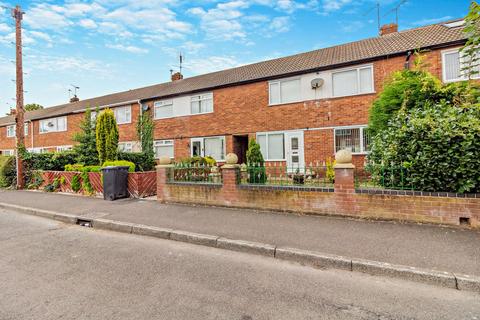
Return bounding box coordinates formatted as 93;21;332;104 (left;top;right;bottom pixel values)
12;5;25;189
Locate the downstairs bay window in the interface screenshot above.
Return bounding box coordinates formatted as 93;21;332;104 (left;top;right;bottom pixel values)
334;127;370;154
154;140;174;159
256;132;285;160
191;136;225;161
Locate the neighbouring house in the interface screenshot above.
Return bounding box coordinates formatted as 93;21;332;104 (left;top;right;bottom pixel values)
0;19;471;168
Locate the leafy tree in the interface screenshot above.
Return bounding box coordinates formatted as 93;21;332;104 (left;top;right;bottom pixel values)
96;108;119;164
368;68;442;136
136;110;155;159
24;103;43;111
73;108;98;165
461;1;480;80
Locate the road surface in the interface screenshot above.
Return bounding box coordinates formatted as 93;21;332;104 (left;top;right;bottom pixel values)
0;209;479;319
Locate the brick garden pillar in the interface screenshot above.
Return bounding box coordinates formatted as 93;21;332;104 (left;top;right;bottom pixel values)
221;153;240;205
334;149;355;193
156;156;173;203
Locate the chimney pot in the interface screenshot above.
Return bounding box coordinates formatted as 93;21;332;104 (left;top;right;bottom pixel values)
70;95;80;103
379;23;398;36
171;72;183;81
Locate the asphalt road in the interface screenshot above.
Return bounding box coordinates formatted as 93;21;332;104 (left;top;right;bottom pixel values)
0;209;479;320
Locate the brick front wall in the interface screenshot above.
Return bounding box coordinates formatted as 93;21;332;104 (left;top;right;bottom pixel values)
157;165;480;228
0;49;450;166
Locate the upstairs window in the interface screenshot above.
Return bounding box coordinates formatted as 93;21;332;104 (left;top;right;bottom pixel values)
6;125;15;138
442;48;480;82
269;78;301;105
332;66;373;97
114;106;131;124
191;93;213;115
154;100;174;119
334;127;370;154
7;123;28;137
39;117;67;133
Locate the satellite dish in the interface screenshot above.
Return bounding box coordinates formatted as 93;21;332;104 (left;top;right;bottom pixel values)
311;78;324;89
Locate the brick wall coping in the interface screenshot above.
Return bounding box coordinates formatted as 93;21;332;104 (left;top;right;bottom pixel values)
355;188;480;198
239;184;334;193
167;181;223;188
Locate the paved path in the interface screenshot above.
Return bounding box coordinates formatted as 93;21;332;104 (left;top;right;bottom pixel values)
1;189;479;276
1;209;479;320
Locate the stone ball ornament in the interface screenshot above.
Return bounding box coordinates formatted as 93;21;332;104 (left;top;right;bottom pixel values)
158;156;172;165
335;149;352;164
225;153;239;165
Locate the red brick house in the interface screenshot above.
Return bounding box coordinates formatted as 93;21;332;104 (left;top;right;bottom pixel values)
0;20;471;168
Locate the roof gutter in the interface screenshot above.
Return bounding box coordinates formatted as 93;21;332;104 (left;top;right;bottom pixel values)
71;99;141;114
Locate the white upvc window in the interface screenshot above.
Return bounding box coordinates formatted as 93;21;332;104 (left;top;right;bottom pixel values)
190;136;225;161
56;145;72;152
334;126;371;154
332;65;374;97
28;147;49;154
6;123;28;137
190;93;213;115
1;150;14;156
6;125;15;138
442;48;480;82
39;116;67;134
256;132;285;160
114;106;132;124
118;142;133;153
154;140;174;159
154;100;174;119
269;77;301;105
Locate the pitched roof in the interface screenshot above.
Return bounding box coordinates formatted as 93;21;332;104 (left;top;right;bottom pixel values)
0;19;466;126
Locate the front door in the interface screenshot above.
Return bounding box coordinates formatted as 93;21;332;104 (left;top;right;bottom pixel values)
285;131;304;172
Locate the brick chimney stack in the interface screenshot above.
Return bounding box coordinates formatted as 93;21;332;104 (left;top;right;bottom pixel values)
379;23;398;36
70;95;80;103
171;72;183;81
9;108;16;115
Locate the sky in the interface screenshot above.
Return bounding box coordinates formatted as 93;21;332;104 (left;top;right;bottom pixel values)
0;0;471;115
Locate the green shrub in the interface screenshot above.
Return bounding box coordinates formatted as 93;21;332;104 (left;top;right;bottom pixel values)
96;108;119;164
177;156;216;167
246;139;266;183
65;164;84;172
84;165;102;172
81;170;94;195
27;171;44;190
136;111;155;161
0;156;16;188
367;103;480;193
23;151;77;171
71;174;81;192
118;152;156;171
102;160;135;172
368;68;443;136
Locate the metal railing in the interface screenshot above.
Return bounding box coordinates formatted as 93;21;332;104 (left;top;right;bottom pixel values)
170;163;222;184
240;163;334;188
356;166;414;190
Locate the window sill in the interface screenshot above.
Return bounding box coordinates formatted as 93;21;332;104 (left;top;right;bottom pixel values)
269;100;303;107
332;91;376;99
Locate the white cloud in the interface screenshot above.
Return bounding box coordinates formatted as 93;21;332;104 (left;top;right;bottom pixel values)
79;19;98;29
411;16;453;26
184;56;242;74
0;23;10;33
341;20;364;32
106;43;148;54
26;54;109;75
24;3;73;30
322;0;351;12
269;16;290;33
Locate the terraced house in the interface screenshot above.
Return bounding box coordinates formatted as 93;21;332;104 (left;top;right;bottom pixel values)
0;19;471;168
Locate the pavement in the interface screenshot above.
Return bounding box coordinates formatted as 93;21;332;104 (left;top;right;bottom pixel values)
1;189;479;279
1;209;479;320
